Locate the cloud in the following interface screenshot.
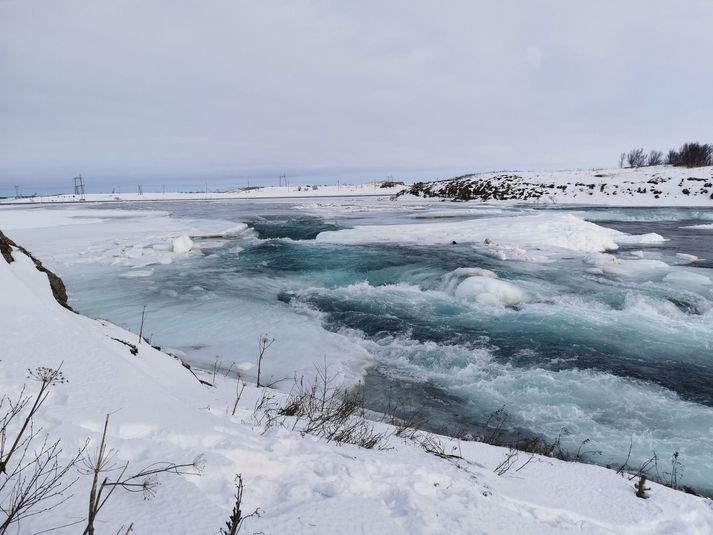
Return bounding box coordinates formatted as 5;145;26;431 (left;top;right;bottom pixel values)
1;0;712;190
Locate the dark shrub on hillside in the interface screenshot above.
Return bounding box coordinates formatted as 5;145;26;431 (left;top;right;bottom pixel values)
647;150;663;166
627;148;647;168
667;143;712;168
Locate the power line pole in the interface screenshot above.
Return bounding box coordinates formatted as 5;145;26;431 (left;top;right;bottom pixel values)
138;185;143;196
14;185;19;198
73;174;86;201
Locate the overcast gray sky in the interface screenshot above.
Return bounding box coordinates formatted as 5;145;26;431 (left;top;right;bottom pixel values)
1;0;712;191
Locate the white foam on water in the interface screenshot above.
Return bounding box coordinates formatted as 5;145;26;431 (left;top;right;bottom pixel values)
355;333;713;492
119;269;154;278
684;223;713;229
623;294;684;319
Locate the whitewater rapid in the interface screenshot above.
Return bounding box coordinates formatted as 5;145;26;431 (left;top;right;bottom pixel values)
2;199;712;494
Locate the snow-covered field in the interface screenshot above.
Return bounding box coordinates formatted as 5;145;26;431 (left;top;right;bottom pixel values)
0;183;407;205
2;223;713;534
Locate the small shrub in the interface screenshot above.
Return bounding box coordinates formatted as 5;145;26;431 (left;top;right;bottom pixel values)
634;475;650;499
220;474;260;535
270;363;389;449
80;414;204;534
255;335;275;388
647;150;663;166
667;142;712;168
627;148;647;168
0;367;84;534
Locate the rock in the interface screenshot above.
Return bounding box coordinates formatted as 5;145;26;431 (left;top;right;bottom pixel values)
0;230;74;311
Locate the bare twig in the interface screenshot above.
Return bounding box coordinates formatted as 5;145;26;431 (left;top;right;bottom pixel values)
255;335;275;388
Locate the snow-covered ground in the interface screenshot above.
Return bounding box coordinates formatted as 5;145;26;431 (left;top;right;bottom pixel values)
2;206;713;533
0;183;407;204
397;165;713;206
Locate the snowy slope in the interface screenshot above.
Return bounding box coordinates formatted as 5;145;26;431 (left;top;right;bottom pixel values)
397;165;713;206
1;235;713;534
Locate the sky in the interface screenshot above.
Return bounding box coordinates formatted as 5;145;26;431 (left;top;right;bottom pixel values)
1;0;712;194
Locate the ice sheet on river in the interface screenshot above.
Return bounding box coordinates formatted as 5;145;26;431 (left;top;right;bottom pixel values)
316;213;665;257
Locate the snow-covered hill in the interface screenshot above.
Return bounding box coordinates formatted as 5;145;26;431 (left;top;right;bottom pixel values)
1;232;713;534
396;166;713;206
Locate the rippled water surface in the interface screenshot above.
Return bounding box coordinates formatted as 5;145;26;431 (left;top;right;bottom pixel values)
61;199;713;494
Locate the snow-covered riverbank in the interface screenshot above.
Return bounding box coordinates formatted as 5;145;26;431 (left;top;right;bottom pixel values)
396;165;713;206
2;229;713;534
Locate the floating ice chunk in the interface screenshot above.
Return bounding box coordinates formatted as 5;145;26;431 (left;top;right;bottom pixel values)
628;250;645;259
583;253;620;266
612;233;666;245
441;267;497;294
664;271;712;286
317;214;628;253
675;253;698;265
454;276;527;307
123;246;146;258
172;235;194;253
600;259;669;279
584;253;669;279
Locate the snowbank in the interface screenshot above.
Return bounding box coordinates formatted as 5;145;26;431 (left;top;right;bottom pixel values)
2;234;712;534
316;213;662;257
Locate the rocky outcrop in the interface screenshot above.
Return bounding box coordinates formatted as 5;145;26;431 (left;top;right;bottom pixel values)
395;173;547;202
0;230;74;311
393;167;713;203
